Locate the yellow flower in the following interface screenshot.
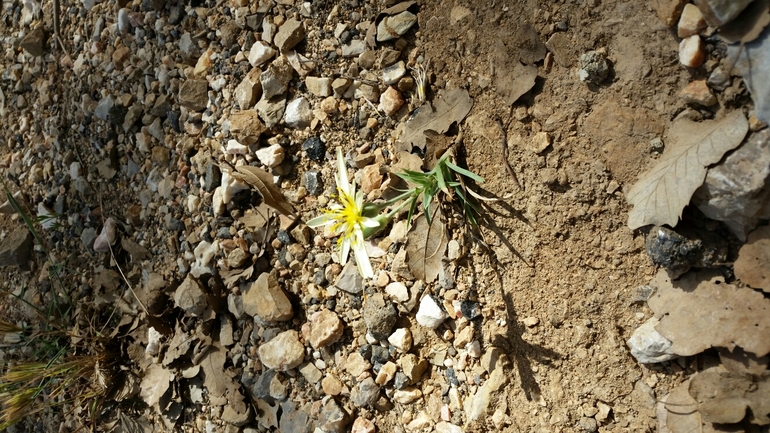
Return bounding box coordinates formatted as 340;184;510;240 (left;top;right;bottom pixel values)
307;148;382;279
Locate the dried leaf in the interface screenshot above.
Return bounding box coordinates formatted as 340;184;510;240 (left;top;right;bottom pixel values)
162;325;196;366
734;225;770;292
689;367;770;425
220;265;255;286
496;62;538;106
406;211;448;283
199;342;229;405
662;379;703;433
719;0;770;44
719;347;770;376
396;88;474;152
648;269;770;357
728;23;770;125
627;111;749;229
121;237;151;261
234;166;294;216
139;363;174;407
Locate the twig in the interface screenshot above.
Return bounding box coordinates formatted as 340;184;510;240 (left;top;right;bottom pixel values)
496;117;521;190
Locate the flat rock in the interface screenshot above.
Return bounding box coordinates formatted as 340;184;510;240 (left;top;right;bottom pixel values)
20;27;45;56
350;377;379;407
318;398;350;433
229;110;266;145
261;57;293;100
255;96;287;128
680;79;716;106
363;293;397;341
0;227;33;267
248;41;276;67
305;76;332;97
284;97;312;128
178;79;209;111
258;330;305;371
274;18;305;52
243;273;293;321
174;275;208;316
94;95;115;121
378;87;404;116
234;67;263;110
376;11;417;42
334;262;363;294
298;362;323;384
308;309;344;348
382;61;406;85
255;143;285;168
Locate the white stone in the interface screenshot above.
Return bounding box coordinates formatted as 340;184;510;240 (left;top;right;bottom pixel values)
248;41;276;67
385;282;409;302
416;296;448;329
305;76;332;97
679;35;705;68
145;327;162;356
284;97;312;128
382;61;406;85
627;317;678;363
225;139;248;155
194;240;218;268
256;143;285;168
388;328;412;352
467;340;481;358
221;171;249;203
435;422;463;433
93;217;117;252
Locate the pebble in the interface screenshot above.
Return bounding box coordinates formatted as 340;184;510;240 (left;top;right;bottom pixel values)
377;11;417;42
274;18;305;52
342;40;366;58
522;316;540;327
308;309;344;348
255;95;287;128
255;143;285;168
350;377;380;407
529;131;551;154
392;386;422;404
298;362;323;384
94;95;115;121
379;87;404;116
258;330;305;371
382;61;407;85
303;170;324;196
322;374;344;396
351;417;375;433
305;76;332;97
345;352;371;377
362;293;398;341
234;67;263;110
578;50;609;85
435;422;463;433
679;35;705;68
399;353;428;382
0;227;33;267
319;398;350;433
284;97;313;128
627;317;678;363
242;273;293;321
385;281;409;302
93;217;117;252
416;295;448;329
261;57;294;99
335;262;364;294
302;137;326;162
19;27;45;56
680;80;717;106
375;361;397;385
578;416;598;432
677;3;706;38
178;79;209;111
388;328;413;352
248;41;276;67
174;275;209;316
225;139;248;155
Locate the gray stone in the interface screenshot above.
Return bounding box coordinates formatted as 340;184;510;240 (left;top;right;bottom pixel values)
334;262;363;294
248;41;276;67
578;416;598;432
178;79;208;111
729;24;770;125
20;27;45;56
179;33;197;58
80;227;97;249
256;96;287;128
696;0;753;27
627;317;678;363
279;401;315;433
117;8;130;34
644;225;727;278
382;61;407;85
174;275;208;316
362;293;397;341
358;50;376;69
242;273;293;321
579;51;609;85
284;97;312;128
303;170;323;196
261;57;294;99
341;40;366;58
0;227;33;267
274;18;305;52
94;95;115;121
693;129;770;241
302;137;325;162
350;377;380;407
318;399;350;433
376;11;417;42
258;330;305;371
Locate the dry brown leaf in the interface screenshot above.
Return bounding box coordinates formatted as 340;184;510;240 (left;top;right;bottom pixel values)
627;111;749;229
234;166;295;216
662;379;704;433
719;347;770;376
162;325;196;367
220;265;255;286
689;367;770;425
406;211;448;283
396;88;473;152
734;225;770;292
496;62;538;106
648;269;770;357
719;0;770;44
199;342;229;405
139;363;174;407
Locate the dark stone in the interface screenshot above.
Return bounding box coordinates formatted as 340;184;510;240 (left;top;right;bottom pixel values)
318;399;349;433
393;372;409;390
167;110;181;132
644;225;727;277
252;369;277;400
20;27;46;56
313;269;327;286
371;345;389;365
460;301;482;320
445;367;460;386
362;293;397;341
150;95;172;117
167;217;185;232
350;377;379;407
0;227;33;267
302;137;326;162
168;2;185;24
107;104;128;127
277;248;290;267
277;230;292;245
358;344;372;360
204;162;221;192
279;400;315;433
216;226;232;239
303;170;323;196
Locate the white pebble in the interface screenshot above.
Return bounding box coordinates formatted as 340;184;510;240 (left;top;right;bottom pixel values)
416;296;448;329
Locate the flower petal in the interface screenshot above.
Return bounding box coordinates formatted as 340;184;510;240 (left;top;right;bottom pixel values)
335;148;351;196
352;231;374;279
339;236;351;266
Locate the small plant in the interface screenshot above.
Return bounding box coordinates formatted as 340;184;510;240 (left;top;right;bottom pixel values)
411;59;430;104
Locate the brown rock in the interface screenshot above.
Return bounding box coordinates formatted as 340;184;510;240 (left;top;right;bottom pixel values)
273;18;305;52
322;374;344;396
0;227;33;267
229;110;267;145
652;0;688;27
308;309;344;349
20;27;46;56
242;273;293;321
234;67;263;110
360;164;383;194
679;35;706;68
174;275;208;316
680;80;717;106
378;87;404;116
677;3;707;38
112;46;131;69
178;79;209;111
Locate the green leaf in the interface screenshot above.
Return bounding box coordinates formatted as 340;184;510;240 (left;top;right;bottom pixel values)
445;160;484;183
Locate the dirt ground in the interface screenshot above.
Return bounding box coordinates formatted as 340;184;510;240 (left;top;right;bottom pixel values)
0;0;753;431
